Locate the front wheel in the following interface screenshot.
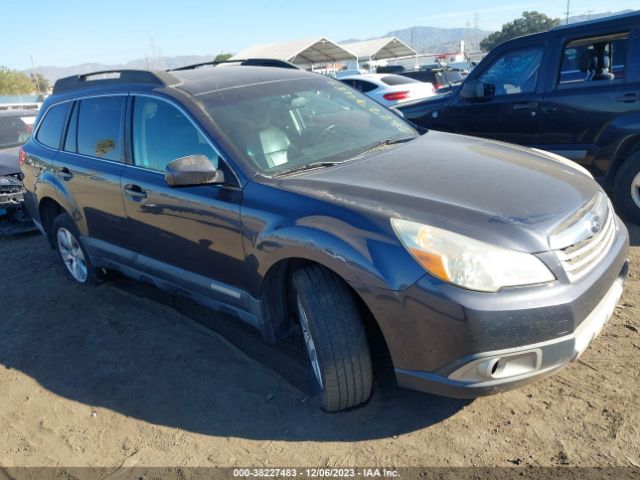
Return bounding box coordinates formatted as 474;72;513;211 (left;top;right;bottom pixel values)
291;265;373;412
614;151;640;223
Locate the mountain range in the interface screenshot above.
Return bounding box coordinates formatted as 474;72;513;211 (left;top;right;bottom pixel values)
26;10;634;83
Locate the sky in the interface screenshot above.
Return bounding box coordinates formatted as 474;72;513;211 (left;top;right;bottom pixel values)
2;0;638;70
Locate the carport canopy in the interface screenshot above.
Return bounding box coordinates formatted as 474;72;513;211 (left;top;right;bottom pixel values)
341;37;416;61
231;37;356;65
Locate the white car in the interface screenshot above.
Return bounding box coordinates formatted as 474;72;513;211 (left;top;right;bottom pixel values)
339;74;436;107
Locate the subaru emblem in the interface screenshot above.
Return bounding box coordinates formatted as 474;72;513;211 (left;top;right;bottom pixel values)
590;215;602;234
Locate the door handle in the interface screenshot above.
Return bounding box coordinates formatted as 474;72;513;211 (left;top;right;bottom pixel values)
57;167;73;181
123;184;147;201
616;93;638;103
513;101;538;111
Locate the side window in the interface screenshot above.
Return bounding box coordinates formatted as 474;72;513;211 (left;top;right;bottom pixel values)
355;80;378;93
77;97;125;161
479;46;544;96
559;33;629;86
63;102;78;152
132;97;218;172
36;102;70;149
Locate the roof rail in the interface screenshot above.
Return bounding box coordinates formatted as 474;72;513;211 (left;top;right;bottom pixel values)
551;10;640;31
168;58;300;72
53;69;180;94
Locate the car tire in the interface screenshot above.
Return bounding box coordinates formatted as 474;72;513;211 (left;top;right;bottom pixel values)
614;151;640;223
52;212;99;285
291;265;373;412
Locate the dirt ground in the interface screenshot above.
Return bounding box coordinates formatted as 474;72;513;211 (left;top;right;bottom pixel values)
0;225;639;469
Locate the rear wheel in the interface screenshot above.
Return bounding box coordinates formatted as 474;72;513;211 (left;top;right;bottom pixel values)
291;265;373;412
52;212;99;285
614;151;640;223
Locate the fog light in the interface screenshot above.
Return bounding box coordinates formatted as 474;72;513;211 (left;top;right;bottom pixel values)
449;349;542;383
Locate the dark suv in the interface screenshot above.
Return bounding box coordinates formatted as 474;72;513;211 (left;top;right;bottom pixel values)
21;62;628;411
398;12;640;222
400;67;465;93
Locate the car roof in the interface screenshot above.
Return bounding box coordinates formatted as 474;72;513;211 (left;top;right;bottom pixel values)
49;65;313;101
498;10;640;47
171;66;311;96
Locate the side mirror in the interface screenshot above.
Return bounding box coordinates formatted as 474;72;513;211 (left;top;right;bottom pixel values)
165;154;225;187
460;80;495;100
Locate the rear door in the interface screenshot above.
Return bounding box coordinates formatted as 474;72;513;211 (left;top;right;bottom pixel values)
53;95;130;254
119;94;246;302
539;29;638;177
440;44;546;143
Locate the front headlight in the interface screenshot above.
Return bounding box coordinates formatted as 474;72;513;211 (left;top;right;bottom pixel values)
391;218;555;292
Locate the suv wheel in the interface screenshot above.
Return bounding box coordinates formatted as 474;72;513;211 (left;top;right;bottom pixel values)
291;265;373;412
614;151;640;223
52;212;98;284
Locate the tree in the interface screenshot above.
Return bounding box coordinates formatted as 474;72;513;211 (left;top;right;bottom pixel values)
480;12;561;52
0;66;34;95
31;73;50;94
214;53;233;63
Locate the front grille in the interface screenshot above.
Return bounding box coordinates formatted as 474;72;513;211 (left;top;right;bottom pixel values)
550;193;617;282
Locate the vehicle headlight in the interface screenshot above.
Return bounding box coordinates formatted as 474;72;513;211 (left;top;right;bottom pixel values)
391;218;555;292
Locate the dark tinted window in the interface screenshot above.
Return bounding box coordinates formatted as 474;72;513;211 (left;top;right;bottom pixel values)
380;75;420;86
132;96;218;172
559;34;629;86
35;103;69;149
77;97;124;161
355;80;378;93
402;71;436;83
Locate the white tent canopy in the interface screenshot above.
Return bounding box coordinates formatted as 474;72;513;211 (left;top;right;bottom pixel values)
341;37;416;61
231;37;356;65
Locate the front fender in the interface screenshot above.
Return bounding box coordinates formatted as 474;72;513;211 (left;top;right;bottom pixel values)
240;182;425;299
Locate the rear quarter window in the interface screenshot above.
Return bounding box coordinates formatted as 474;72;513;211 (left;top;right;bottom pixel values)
380;75;420;85
36;103;70;149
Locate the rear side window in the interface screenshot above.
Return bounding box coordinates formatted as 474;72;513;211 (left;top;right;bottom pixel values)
559;33;629;86
76;97;125;161
380;75;419;85
354;80;378;93
36;103;70;149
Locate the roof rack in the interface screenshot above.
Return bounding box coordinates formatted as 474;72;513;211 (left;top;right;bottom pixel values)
53;69;180;94
168;58;300;72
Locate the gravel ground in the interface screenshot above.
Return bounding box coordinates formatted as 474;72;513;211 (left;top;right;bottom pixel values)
0;227;639;469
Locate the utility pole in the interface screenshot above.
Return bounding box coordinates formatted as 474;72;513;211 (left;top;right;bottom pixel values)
565;0;571;25
30;55;41;94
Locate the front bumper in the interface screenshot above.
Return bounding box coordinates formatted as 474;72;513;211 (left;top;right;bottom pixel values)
395;261;627;398
353;216;629;398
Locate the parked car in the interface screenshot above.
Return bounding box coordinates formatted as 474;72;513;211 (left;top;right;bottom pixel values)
397;11;640;222
400;66;465;94
339;73;436;106
0;109;37;219
21;63;628;412
334;69;366;79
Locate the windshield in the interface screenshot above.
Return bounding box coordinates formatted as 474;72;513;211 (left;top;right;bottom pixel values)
0;113;35;149
196;76;417;175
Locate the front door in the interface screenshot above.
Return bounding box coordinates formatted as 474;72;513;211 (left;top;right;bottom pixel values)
443;44;545;145
120;95;245;304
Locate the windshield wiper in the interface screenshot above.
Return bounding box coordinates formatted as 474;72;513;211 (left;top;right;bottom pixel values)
275;161;347;177
356;137;415;157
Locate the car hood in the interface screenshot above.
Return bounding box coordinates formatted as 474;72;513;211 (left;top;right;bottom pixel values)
0;146;20;176
277;131;601;253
